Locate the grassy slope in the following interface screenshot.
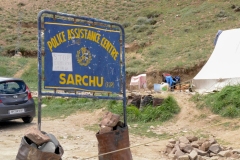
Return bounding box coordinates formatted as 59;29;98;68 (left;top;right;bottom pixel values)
0;56;29;76
0;0;239;74
0;56;38;90
192;85;240;118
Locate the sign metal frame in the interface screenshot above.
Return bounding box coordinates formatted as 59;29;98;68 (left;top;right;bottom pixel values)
37;10;126;130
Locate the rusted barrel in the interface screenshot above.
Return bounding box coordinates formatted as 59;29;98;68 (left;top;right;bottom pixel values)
96;126;132;160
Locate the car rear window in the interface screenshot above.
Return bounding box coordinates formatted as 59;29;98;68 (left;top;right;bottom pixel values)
0;80;26;94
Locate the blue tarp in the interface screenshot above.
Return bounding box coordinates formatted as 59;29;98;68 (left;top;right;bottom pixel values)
165;76;175;87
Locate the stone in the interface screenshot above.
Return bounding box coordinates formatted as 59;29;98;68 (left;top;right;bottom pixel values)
99;126;112;134
168;153;175;159
234;7;240;12
197;138;207;145
175;148;185;158
169;138;176;144
13;52;22;58
189;150;198;160
218;150;232;157
179;136;190;144
175;140;180;145
150;125;155;129
182;144;193;153
209;152;216;157
165;136;240;160
194;148;208;156
209;144;221;154
180;143;187;150
166;143;174;148
231;152;240;159
191;141;199;148
232;149;240;154
168;138;176;144
130;92;138;97
100;112;120;127
24;126;51;145
200;141;211;151
208;137;216;144
171;141;188;157
196;155;205;160
165;146;173;154
209;156;219;160
41;104;47;108
178;155;189;160
226;146;233;150
170;147;177;154
187;135;198;142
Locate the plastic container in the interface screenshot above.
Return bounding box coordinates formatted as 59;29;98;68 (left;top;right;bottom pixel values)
39;141;56;153
161;82;169;91
154;84;161;92
47;133;59;147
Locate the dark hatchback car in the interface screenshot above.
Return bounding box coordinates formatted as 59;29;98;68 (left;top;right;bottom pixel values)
0;77;35;123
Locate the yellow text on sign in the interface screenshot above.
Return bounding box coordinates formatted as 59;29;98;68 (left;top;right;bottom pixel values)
59;73;104;87
46;27;119;61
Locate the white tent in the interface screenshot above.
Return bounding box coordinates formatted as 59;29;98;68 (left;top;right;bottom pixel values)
192;28;240;93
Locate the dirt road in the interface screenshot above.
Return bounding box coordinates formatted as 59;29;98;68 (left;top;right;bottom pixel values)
1;91;240;160
0;110;167;160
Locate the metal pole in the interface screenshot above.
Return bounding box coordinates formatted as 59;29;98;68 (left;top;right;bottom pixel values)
37;11;44;131
118;25;127;127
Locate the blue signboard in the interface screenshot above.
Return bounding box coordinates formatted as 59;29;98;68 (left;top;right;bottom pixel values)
38;10;127;130
44;17;121;93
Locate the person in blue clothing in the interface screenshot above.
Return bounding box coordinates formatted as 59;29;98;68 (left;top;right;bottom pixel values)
173;76;180;87
165;76;175;91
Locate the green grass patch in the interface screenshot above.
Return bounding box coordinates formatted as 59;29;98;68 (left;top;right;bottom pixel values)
0;56;31;77
20;59;38;90
35;97;107;118
108;96;180;123
193;85;240;118
0;56;43;91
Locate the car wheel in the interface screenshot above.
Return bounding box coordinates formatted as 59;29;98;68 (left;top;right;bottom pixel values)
22;117;33;123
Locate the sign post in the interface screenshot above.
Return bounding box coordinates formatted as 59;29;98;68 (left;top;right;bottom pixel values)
37;10;126;130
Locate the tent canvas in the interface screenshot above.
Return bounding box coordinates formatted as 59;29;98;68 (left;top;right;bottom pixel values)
192;28;240;93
